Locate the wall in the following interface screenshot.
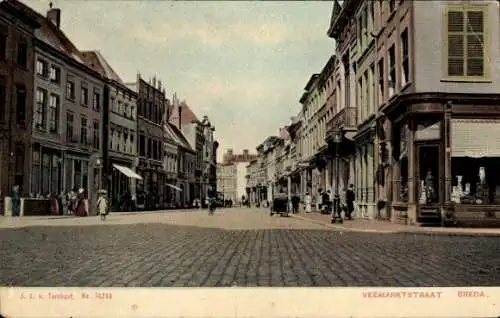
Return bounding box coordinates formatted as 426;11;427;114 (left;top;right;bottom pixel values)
413;0;500;93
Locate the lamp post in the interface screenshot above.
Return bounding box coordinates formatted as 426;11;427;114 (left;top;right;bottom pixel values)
331;127;344;223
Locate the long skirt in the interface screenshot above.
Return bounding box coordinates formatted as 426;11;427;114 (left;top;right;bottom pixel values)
74;200;88;217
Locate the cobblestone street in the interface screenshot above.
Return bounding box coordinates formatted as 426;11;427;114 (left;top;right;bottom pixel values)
1;208;500;287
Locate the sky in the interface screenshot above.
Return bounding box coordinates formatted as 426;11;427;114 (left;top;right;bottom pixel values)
24;0;335;158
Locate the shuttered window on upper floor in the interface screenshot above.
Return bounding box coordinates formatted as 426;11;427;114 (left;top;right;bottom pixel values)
445;6;488;79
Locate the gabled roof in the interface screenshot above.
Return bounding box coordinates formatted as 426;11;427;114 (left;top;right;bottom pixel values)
169;101;200;126
81;50;125;85
167;123;195;153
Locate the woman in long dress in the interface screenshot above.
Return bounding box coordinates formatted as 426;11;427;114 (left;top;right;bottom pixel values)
304;192;312;213
74;188;88;217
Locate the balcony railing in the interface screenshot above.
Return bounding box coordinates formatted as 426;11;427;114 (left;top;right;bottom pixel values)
326;107;357;134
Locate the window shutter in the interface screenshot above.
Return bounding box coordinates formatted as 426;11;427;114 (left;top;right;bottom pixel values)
447;10;465;76
466;11;484;76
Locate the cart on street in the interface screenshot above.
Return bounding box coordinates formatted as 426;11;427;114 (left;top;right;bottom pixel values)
269;192;290;217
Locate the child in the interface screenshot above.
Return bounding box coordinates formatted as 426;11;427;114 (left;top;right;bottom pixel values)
96;189;110;221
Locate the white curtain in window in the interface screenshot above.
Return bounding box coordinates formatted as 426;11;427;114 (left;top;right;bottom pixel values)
451;119;500;157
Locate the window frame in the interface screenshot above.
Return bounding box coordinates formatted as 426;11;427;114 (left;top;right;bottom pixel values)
443;5;489;81
48;94;60;133
66;112;74;142
400;28;410;87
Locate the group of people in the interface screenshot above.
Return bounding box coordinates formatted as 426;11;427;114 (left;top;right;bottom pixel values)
301;184;356;220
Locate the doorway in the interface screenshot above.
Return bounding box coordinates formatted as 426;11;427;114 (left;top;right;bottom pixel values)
416;143;441;221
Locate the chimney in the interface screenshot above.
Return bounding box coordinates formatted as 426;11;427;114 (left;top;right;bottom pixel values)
178;103;182;129
47;3;61;29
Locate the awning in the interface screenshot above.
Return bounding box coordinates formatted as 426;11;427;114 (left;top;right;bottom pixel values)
112;164;143;180
167;184;182;192
451;119;500;157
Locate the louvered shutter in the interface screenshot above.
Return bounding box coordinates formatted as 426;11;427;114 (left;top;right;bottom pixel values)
447;10;465;76
466;11;484;76
451;119;500;157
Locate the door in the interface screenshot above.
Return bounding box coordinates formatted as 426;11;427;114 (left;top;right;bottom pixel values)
416;143;441;221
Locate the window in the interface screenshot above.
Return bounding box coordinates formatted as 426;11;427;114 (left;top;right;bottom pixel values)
117;101;122;114
357;16;363;49
110;97;116;112
400;28;409;86
31;148;41;195
49;66;61;83
377;58;384;104
123;103;128;117
17;41;27;67
0;82;5;121
147;138;152;158
389;0;396;13
123;131;129;153
446;8;486;78
139;134;145;156
130;133;134;153
93;120;100;149
48;94;59;133
131;106;135;120
36;59;48;77
117;131;121;151
110;128;114;149
0;33;5;60
80;117;87;144
388;45;396;97
35;88;46;128
16;85;26;126
93;89;100;111
66;112;74;141
81;86;88;105
66;80;75;100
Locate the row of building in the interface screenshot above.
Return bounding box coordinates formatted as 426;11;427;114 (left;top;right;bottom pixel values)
0;0;218;213
216;149;257;204
246;0;500;226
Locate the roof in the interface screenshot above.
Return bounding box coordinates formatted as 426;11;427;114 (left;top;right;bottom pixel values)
0;0;40;28
11;0;94;72
81;50;124;85
169;100;200;126
167;123;195;153
304;74;319;91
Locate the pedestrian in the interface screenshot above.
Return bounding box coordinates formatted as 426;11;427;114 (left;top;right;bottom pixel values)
317;189;323;212
346;184;355;220
304;192;312;213
322;190;331;214
11;185;20;217
96;189;109;221
74;188;88;217
291;194;300;214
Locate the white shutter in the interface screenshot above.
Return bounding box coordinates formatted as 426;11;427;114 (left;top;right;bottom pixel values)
451;119;500;157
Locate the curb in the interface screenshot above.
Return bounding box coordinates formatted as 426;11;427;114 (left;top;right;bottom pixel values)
290;214;500;237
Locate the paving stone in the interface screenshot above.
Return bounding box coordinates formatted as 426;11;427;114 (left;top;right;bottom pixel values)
1;209;500;286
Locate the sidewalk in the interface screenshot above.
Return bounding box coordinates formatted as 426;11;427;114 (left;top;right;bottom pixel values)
291;212;500;236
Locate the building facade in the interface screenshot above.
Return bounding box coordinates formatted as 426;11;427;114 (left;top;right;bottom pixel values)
217;163;236;202
82;50;139;209
201;115;217;197
26;4;104;207
127;75;166;209
0;0;39;198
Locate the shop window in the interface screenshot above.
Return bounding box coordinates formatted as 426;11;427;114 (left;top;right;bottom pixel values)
451;157;500;205
42;153;50;195
394;124;409;202
31;148;41;195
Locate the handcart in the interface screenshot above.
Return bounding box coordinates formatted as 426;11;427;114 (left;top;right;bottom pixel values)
269;193;290;217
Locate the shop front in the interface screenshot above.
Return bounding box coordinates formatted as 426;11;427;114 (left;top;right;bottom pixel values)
381;93;500;226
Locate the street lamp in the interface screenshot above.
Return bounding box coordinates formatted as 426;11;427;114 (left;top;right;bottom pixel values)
331;127;344;223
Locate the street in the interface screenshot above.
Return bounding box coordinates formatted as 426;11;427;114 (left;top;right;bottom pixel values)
1;208;500;287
